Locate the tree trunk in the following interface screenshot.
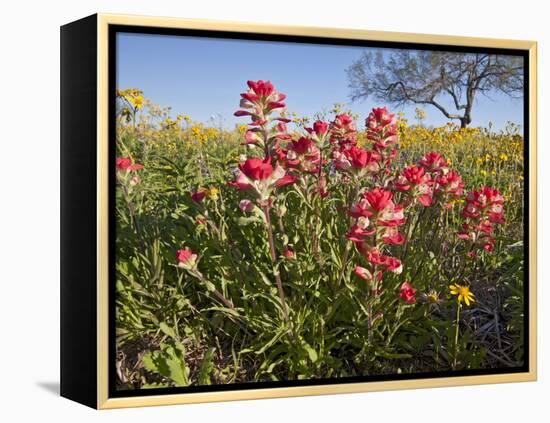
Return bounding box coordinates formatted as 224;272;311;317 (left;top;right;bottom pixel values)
461;87;474;128
460;111;472;128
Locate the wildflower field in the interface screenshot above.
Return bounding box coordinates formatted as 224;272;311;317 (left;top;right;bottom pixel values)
114;82;525;390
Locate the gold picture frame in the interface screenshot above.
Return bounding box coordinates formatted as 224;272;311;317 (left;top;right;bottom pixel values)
60;13;537;409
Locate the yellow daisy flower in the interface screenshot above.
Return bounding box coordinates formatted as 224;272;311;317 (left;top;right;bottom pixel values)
449;284;475;306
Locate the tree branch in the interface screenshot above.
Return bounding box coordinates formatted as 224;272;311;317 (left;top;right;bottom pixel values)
427;98;463;120
446;88;466;110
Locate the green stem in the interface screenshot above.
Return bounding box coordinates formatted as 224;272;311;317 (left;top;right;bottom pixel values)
336;184;361;286
454;235;479;283
120;178;142;236
453;302;462;369
194;271;235;311
367;233;380;347
262;204;289;322
337;242;352;287
408;211;443;284
402;205;427;263
366;298;374;346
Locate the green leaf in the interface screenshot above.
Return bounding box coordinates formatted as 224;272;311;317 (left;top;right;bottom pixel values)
198;349;215;385
256;328;288;355
303;343;318;363
204;280;217;292
159;322;176;339
142;341;189;387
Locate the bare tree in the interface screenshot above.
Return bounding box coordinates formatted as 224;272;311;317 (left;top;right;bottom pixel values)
347;50;524;128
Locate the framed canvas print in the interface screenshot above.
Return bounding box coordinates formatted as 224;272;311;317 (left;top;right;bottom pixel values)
60;14;537;409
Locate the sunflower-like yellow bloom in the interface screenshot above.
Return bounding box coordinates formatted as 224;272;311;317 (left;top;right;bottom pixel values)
449;284;475;306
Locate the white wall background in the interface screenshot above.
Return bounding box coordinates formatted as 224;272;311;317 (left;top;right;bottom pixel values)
0;0;546;421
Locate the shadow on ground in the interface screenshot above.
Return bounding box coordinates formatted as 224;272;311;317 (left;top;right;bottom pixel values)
36;381;60;396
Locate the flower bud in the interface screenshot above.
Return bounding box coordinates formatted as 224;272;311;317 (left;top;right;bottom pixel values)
176;248;197;270
283;248;295;259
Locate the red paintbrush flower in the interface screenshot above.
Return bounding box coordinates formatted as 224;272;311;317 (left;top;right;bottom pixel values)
419;152;448;173
239;157;274;181
116;157;143;171
399;281;416;304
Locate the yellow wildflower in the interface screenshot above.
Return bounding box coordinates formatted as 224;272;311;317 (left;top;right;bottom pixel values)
449;284;475;306
206;187;219;200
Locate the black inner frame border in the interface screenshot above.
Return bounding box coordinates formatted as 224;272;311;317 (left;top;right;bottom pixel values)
108;24;530;399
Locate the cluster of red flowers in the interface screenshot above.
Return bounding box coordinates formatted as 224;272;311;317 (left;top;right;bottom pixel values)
273;120;332;199
348;188;405;243
331;108;398;178
227;80;505;304
393;152;464;208
114;81;509;314
434;170;464;201
116;157;144;186
277;136;321;174
458;186;505;256
228;155;295;202
394;164;433;206
333;146;380;175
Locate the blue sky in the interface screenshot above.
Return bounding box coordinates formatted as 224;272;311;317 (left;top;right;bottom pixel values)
116;32;523;131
